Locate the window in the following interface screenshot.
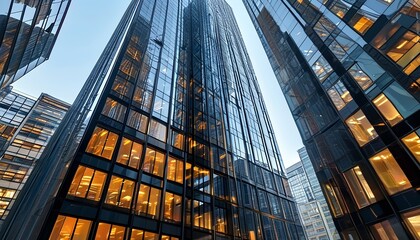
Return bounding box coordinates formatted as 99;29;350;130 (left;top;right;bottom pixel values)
312;56;332;82
345;110;378;146
369;149;412;195
50;215;92;240
348;64;373;90
135;184;161;219
327;80;353;110
185;162;192;187
131;229;159;240
323;183;345;217
148;119;167;142
402;131;420;163
370;220;399;240
373;94;403;126
193;166;211;194
68;166;107;201
167;156;184;184
112;76;134;98
386;30;420;68
164;192;182;222
105;176;135;208
351;10;376;34
193;200;212;230
102;98;127;122
143;148;165;177
215;207;227;233
343;166;377;208
116;138;143;169
161;236;179;240
0;188;15;217
171;131;184;150
127;109;148;133
95;222;126;239
0;162;27;183
85;127;118;160
403;209;420;239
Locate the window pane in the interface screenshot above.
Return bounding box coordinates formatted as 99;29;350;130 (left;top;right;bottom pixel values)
345;110;378;146
215;207;227;233
343;166;377;208
127;109;148;133
148;119;167;142
373;94;403;126
171;131;184;150
403;209;420;239
369;149;412;195
116;138;143;169
383;82;420;118
105;176;135;208
85;127;118;160
323;183;345;217
402;132;420;163
143;148;165;177
95;223;126;240
164;192;182;222
348;64;373;90
135;184;161;219
102;98;127;122
131;229;144;240
50;215;92;240
167;156;183;184
370;220;399;240
68;166;107;202
193;166;211;194
193;200;212;230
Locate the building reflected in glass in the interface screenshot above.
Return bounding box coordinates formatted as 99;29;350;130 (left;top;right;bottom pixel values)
243;0;420;239
1;0;304;239
0;0;71;89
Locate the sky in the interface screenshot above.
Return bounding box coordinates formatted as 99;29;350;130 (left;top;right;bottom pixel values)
13;0;303;168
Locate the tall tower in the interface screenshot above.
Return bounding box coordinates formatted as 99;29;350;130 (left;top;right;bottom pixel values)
243;0;420;239
1;0;303;239
0;0;71;89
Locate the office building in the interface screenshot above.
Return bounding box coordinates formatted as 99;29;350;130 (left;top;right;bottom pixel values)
243;0;420;239
287;147;340;240
0;90;69;225
0;0;71;89
1;0;304;239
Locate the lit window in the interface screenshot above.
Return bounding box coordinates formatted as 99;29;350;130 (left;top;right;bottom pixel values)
171;131;184;150
101;98;127;122
215;207;227;233
404;55;420;75
95;222;125;239
343;166;377;208
148;119;167;142
116;138;143;169
130;229;159;240
348;64;373;90
194;166;211;194
323;183;345;217
0;188;16;217
370;219;399;240
345;110;378;146
50;215;91;240
369;149;412;195
85;127;118;160
351;10;376;34
105;176;135;208
386;30;420;68
68;166;107;201
135;184;161;219
143;148;165;177
161;235;179;240
402;131;420;163
185;162;192;187
164;192;182;222
403;209;420;239
312;56;332;82
327;80;353;110
373;94;403;126
127;109;148;133
167;156;184;184
112;76;134;98
193;200;212;230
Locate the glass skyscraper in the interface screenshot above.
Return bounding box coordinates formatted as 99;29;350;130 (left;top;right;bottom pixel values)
0;90;69;226
1;0;303;239
243;0;420;239
287;147;340;240
0;0;71;89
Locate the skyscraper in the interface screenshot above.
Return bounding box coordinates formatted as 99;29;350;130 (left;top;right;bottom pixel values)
0;90;69;225
287;147;340;240
1;0;304;239
0;0;71;89
243;0;420;239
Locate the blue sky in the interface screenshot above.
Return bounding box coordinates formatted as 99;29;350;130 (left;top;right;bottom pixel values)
13;0;303;168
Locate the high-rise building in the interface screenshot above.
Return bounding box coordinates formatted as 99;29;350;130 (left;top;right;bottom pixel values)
0;0;72;89
1;0;304;239
287;147;340;240
0;90;69;225
243;0;420;239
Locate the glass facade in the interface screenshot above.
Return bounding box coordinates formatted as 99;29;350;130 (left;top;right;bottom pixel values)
243;0;420;239
287;147;340;240
1;0;303;239
0;90;69;226
0;0;71;89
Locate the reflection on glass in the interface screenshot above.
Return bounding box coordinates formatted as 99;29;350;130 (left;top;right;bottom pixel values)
85;127;118;160
116;138;143;169
49;215;91;240
143;148;165;177
68;166;106;201
148;119;167;142
327;80;353;110
101;98;127;122
370;220;399;240
164;192;182;222
348;64;373;90
105;176;135;208
369;149;412;195
127;109;148;133
95;222;125;240
343;166;377;208
373;94;403;126
193;200;212;230
402;132;420;163
345;110;378;146
215;207;227;233
193;166;211;194
323;183;345;217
